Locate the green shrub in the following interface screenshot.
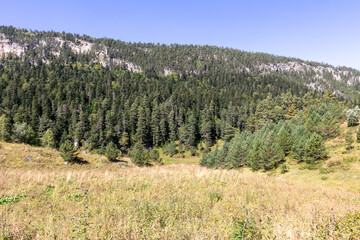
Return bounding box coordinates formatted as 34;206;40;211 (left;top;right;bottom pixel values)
190;146;197;156
0;194;27;205
59;140;79;163
105;142;118;161
149;148;160;162
280;163;289;174
208;191;223;203
130;143;149;166
232;217;262;239
163;142;177;157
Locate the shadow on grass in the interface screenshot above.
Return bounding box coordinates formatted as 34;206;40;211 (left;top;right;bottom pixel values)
66;157;89;165
109;159;128;163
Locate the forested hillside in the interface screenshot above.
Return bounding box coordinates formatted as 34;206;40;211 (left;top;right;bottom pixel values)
0;26;356;170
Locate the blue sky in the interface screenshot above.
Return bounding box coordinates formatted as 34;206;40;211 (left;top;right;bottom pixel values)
1;0;360;69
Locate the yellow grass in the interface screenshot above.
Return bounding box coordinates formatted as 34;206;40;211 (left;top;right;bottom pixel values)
0;134;359;239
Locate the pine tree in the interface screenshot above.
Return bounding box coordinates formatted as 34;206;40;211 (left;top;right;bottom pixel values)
291;126;309;162
136;106;147;145
260;141;285;170
105;142;118;161
184;112;197;147
304;133;327;164
59;140;79;162
247;136;263;171
119;131;130;153
40;129;55;148
0;115;12;142
276;125;292;155
13;122;36;145
130;142;149;166
345;130;354;150
151;104;161;146
346;106;360;127
222;122;235;141
168;110;177;142
149;148;160;162
285;104;297;120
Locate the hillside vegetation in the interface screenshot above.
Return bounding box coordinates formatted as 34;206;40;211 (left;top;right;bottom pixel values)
0;26;360;239
1;122;360;239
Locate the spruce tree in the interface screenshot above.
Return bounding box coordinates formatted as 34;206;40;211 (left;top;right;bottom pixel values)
136;106;147;145
119;131;130;153
151;104;161;146
0;115;12;142
168;110;177;142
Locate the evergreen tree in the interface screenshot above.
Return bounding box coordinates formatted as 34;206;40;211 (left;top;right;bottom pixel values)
276;125;292;155
40;129;55;148
59;140;79;162
222;122;235;141
346;106;360;127
105;142;118;161
149;148;160;162
136;106;147;145
345;130;354;150
130;142;149;166
13;122;36;145
151;104;161;146
0;115;12;142
119;131;130;153
168;110;177;142
304;133;327;164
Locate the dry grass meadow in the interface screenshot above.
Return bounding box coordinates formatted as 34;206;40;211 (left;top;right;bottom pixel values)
0;124;360;239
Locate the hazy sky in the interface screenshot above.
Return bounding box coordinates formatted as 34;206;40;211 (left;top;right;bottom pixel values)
1;0;359;69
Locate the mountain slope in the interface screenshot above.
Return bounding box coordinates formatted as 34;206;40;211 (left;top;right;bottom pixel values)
1;25;360;99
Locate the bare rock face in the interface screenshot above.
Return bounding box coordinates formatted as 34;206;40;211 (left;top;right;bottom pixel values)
0;33;25;57
1;29;360;96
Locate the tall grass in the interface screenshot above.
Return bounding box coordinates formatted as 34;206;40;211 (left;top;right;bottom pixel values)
1;164;359;239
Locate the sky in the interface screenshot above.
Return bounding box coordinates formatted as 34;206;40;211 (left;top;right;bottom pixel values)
1;0;360;69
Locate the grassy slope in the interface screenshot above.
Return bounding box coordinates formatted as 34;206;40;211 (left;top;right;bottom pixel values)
0;125;359;239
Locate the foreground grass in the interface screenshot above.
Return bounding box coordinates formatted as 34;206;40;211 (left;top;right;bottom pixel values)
0;135;360;239
1;165;359;239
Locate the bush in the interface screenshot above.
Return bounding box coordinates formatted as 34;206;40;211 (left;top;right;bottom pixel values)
304;133;327;164
130;143;149;166
280;163;289;174
149;148;160;162
345;130;354;150
190;146;197;156
59;140;79;163
13;122;36;145
105;142;118;161
163;142;177;157
232;217;262;240
208;191;223;203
